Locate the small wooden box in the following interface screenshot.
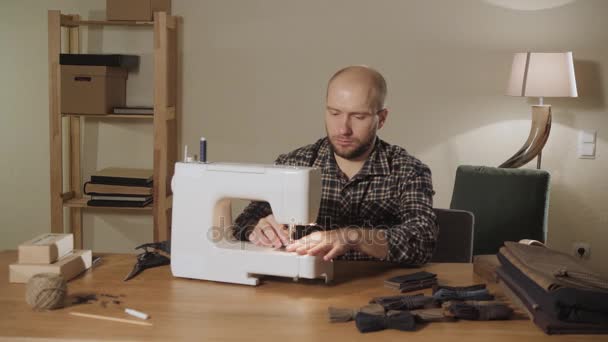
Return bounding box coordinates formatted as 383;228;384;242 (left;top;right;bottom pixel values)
107;0;171;21
9;250;93;283
18;233;73;264
61;65;127;115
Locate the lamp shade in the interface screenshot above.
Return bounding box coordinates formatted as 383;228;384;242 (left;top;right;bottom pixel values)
507;52;578;98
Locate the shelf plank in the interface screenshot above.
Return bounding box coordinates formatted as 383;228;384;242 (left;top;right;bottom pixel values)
61;113;154;119
49;10;63;233
64;197;153;212
61;19;154;27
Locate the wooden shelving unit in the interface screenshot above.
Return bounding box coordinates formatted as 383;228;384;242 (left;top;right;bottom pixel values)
64;197;153;211
62;113;154;120
61;19;154;27
48;10;180;248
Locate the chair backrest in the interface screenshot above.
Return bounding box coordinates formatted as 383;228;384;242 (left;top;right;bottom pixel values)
431;208;474;263
450;165;550;256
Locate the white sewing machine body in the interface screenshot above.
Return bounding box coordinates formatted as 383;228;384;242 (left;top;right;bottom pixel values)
170;162;334;286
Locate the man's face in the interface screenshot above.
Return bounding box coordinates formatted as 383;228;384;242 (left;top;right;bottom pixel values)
325;81;386;160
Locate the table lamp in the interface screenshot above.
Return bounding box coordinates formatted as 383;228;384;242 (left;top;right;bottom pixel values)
499;51;578;169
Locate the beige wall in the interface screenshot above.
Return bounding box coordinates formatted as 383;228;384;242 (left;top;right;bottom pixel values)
1;0;606;276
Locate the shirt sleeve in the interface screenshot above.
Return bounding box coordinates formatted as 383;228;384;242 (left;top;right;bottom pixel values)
232;154;289;241
382;162;438;264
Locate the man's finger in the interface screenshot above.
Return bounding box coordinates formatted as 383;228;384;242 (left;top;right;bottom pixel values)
323;245;344;261
266;215;289;246
285;234;309;252
276;226;291;246
295;239;319;255
295;245;310;255
249;231;266;247
307;242;332;257
261;226;282;248
252;228;273;247
249;231;259;244
285;242;299;252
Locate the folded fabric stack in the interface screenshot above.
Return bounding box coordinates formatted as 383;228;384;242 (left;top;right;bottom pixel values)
496;241;608;334
384;271;438;292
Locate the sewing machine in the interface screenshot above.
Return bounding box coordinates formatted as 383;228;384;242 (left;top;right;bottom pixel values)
170;161;334;286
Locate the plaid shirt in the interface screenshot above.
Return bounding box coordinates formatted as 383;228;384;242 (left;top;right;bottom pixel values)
233;137;437;264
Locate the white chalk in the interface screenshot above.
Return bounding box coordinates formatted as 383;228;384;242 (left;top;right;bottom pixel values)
125;308;149;320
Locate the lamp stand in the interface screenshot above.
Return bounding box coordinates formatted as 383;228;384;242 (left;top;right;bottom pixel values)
499;104;552;169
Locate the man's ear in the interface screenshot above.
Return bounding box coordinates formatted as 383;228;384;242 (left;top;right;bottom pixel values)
377;109;388;129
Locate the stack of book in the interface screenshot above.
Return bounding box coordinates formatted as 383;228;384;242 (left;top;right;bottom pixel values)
9;233;92;283
84;167;153;208
112;106;153;115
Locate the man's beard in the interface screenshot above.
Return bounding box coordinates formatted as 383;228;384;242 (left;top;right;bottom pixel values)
328;133;376;160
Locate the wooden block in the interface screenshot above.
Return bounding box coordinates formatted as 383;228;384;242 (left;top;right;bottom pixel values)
9;250;92;283
473;254;500;283
18;233;74;264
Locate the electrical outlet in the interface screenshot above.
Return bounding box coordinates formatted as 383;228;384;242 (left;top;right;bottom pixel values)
572;242;591;259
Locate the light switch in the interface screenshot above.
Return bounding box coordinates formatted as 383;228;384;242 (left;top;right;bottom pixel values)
578;130;597;159
580;130;596;144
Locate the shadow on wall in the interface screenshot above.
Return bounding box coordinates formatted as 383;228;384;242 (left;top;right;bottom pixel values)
482;0;578;11
573;60;606;110
83;211;152;252
530;60;605;111
87;10;104;53
546;177;608;271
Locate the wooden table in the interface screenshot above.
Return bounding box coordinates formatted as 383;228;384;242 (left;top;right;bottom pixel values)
1;250;606;341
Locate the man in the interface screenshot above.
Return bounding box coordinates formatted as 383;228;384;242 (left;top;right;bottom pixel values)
233;65;437;265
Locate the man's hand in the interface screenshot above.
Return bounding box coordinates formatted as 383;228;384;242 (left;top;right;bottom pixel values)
285;229;360;261
248;214;290;248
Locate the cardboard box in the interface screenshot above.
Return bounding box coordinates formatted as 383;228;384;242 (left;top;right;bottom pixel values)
18;233;74;264
61;65;127;114
107;0;171;21
9;250;93;283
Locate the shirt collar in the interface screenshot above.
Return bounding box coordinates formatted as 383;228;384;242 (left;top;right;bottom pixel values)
359;137;391;177
316;137;391;178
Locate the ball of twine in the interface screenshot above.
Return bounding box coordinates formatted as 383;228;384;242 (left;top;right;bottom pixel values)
25;273;67;310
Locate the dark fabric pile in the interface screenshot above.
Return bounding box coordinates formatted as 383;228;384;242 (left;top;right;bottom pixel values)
329;274;513;333
496;241;608;334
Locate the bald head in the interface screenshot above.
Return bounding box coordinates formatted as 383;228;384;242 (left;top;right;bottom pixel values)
327;66;387;112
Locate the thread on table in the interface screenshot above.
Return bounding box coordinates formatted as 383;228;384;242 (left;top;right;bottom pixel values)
25;273;67;310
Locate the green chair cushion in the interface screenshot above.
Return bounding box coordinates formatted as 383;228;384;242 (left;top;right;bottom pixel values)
450;165;550;255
